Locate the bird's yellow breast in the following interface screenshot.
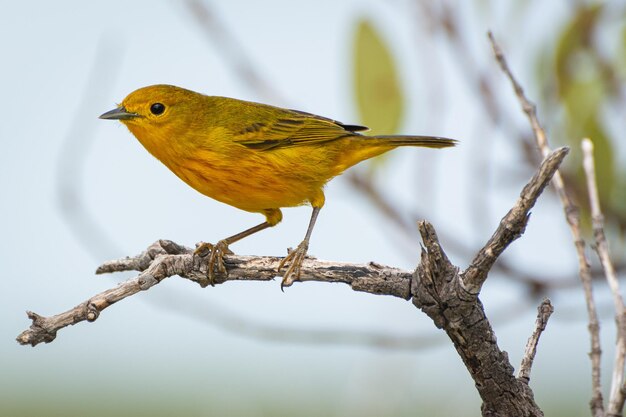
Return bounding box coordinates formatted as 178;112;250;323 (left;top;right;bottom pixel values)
128;123;334;213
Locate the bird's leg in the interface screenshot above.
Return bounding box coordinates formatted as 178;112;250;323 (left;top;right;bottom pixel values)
195;221;272;286
278;206;321;290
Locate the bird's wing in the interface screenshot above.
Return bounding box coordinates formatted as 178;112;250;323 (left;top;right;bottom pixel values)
232;110;368;151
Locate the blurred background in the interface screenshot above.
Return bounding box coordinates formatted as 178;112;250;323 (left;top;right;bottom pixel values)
2;1;625;416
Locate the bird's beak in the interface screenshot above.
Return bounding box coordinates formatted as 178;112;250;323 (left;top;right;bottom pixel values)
99;106;139;120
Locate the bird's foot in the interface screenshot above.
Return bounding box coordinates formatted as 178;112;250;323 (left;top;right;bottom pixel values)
277;241;309;290
194;240;233;286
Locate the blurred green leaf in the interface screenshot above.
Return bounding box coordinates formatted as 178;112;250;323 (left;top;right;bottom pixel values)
620;24;626;78
554;4;603;97
612;178;626;235
549;3;620;230
353;19;404;136
573;121;614;211
561;71;604;119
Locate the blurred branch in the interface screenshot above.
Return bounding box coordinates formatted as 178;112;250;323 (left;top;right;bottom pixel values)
161;295;447;351
415;1;542;238
352;2;623;297
489;31;604;417
421;2;503;127
184;0;286;104
56;40;124;260
583;138;626;417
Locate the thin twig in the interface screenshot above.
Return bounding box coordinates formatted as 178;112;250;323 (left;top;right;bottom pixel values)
518;299;554;383
488;31;604;417
583;138;626;416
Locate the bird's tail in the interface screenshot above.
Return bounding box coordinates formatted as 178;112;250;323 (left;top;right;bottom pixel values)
334;134;457;176
369;135;457;149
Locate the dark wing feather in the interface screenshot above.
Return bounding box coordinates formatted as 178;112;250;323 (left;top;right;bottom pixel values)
288;109;369;132
233;109;367;151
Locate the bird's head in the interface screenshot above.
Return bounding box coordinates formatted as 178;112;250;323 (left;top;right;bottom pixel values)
99;84;210;159
99;84;201;127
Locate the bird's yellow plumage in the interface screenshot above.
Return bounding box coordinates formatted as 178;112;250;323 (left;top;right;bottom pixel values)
100;84;456;287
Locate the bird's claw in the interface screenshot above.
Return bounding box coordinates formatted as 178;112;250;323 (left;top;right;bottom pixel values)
278;241;309;291
194;241;233;286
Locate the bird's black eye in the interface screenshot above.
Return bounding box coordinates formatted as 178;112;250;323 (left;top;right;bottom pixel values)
150;103;165;115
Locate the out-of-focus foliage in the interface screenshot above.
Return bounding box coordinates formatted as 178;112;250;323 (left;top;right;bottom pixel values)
352;18;405;173
353;19;404;136
350;3;626;239
539;3;626;235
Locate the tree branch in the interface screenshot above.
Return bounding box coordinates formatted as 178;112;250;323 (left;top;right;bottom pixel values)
518;299;554;383
413;222;542;416
412;147;566;416
17;247;413;347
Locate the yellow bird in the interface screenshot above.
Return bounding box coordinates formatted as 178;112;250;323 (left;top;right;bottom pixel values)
100;85;456;288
